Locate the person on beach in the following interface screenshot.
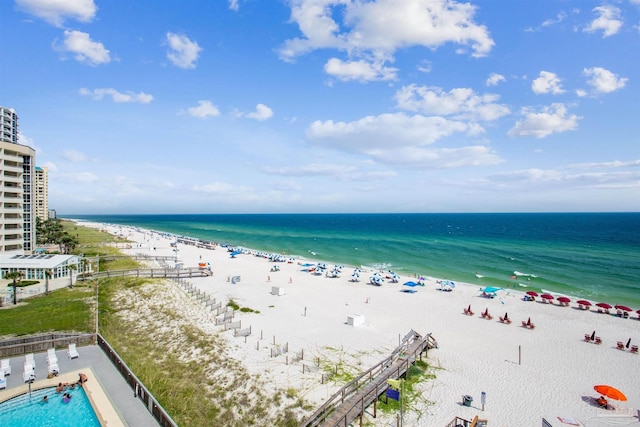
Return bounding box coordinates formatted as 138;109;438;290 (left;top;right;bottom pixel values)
597;396;608;408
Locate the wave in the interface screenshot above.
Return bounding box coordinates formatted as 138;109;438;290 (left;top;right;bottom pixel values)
514;271;538;278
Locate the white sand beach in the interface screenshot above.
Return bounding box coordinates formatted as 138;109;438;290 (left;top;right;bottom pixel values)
89;222;640;426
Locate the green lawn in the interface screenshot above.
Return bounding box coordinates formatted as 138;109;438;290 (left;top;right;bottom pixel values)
0;283;95;336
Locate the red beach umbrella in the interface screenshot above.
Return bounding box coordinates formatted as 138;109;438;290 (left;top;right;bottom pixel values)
576;300;592;306
557;296;570;303
541;294;554;300
596;302;612;309
593;385;627;401
526;291;538;297
614;305;632;312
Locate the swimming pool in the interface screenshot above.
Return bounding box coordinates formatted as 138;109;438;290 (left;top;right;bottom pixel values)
0;386;101;426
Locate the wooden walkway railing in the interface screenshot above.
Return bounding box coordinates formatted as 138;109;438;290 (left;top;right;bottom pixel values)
87;267;211;279
300;330;437;427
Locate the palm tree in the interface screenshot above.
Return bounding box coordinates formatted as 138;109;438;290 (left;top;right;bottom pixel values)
6;271;24;305
44;269;52;295
67;264;77;288
79;258;88;281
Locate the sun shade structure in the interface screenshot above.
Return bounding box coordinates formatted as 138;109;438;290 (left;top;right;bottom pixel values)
595;302;612;309
614;305;632;312
593;385;627;401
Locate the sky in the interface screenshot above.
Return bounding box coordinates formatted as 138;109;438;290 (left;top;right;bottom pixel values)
1;0;639;215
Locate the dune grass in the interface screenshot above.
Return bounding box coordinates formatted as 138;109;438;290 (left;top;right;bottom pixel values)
98;277;302;426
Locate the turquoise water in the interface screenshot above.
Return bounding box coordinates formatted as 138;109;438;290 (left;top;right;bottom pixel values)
67;213;640;308
0;386;100;426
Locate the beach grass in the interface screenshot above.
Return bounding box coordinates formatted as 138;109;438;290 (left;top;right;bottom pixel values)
0;284;95;336
98;277;302;426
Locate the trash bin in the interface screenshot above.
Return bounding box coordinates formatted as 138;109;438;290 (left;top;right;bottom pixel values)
462;395;473;406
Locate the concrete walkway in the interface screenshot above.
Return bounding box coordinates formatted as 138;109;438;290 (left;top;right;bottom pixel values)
0;345;159;426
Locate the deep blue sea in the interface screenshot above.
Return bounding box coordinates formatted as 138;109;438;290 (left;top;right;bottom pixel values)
65;213;640;308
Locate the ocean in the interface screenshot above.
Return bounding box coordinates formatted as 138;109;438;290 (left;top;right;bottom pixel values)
66;213;640;308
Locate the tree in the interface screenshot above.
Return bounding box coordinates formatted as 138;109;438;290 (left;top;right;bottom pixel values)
6;271;24;305
67;264;77;288
44;269;52;296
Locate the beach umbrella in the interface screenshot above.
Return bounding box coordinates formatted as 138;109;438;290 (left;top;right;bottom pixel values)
593;385;627;401
596;302;612;309
626;338;631;348
541;294;554;301
526;291;538;297
557;296;570;304
590;331;596;341
614;305;632;312
576;300;592;306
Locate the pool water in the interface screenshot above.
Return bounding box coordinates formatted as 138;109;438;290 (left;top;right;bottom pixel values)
0;386;101;426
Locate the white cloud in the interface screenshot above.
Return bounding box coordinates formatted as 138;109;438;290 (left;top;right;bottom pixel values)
43;161;58;172
166;32;202;69
193;181;252;195
59;30;110;65
62;149;88;162
246;104;274;121
79;88;153;103
280;0;494;82
531;71;565;95
16;0;96;27
485;73;505;87
584;5;623;37
583;67;627;93
186;100;220;118
508;103;580;138
542;12;566;27
306;112;502;167
263;163;397;181
324;57;397;81
395;85;510;121
228;0;239;11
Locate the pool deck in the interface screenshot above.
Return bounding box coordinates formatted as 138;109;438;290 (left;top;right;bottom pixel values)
0;345;159;427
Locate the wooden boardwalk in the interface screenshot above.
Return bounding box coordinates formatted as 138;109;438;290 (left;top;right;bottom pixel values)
87;267;212;279
300;330;437;427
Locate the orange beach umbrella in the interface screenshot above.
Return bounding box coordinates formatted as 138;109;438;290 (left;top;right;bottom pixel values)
593;385;627;401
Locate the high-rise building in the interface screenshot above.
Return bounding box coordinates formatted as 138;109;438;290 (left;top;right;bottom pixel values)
0;107;19;144
0;106;36;253
35;166;48;221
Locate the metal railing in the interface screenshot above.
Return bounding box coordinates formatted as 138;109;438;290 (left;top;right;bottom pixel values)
97;334;178;427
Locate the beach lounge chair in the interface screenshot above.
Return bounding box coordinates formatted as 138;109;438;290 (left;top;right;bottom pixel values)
616;341;625;350
0;371;6;390
631;345;638;354
594;336;602;344
23;363;35;383
0;359;10;376
25;353;35;369
47;348;58;363
68;343;79;359
48;359;59;376
584;334;592;342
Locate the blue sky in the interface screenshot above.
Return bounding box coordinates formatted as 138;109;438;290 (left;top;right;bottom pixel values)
1;0;638;214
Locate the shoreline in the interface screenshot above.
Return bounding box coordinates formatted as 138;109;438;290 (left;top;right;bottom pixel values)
79;220;640;426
